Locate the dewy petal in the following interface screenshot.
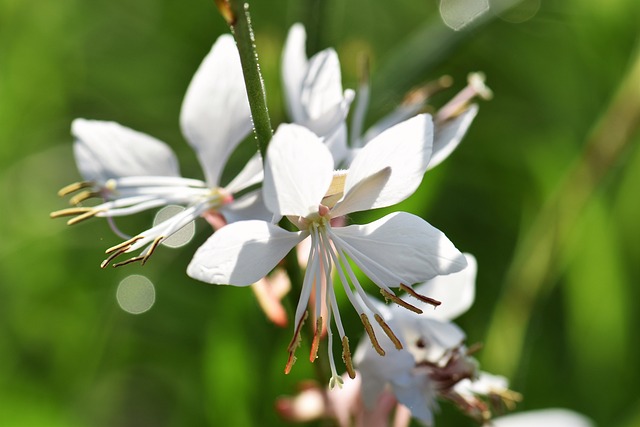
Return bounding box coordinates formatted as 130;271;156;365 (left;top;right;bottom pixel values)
333;212;467;287
413;253;477;321
428;104;478;171
72;119;181;183
180;34;252;187
263;124;334;217
343;114;433;211
282;23;308;123
187;220;306;286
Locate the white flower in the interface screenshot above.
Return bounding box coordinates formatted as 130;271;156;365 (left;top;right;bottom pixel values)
51;34;268;267
355;253;478;426
350;72;491;169
490;409;595;427
187;115;467;386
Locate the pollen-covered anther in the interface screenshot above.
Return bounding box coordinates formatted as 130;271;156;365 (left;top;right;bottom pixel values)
105;236;144;255
341;336;356;379
374;314;403;350
360;313;385;356
285;311;308;374
400;284;441;307
57;181;94;197
309;317;323;362
380;289;423;314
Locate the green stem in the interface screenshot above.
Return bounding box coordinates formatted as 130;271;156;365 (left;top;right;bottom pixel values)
222;0;273;161
482;45;640;377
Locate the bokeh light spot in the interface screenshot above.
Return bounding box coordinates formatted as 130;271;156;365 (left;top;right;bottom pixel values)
439;0;490;31
116;275;156;314
153;205;196;248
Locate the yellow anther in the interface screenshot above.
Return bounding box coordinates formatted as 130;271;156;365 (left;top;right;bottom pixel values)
57;181;93;197
69;190;99;206
50;207;93;218
380;289;423;314
105;236;144;254
341;336;356;379
360;313;385;356
374;314;403;350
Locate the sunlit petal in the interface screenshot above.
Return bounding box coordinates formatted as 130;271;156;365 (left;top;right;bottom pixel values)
428;104;478;170
263;124;334;217
72;119;180;182
180;34;252;186
282;23;308;123
187;220;306;286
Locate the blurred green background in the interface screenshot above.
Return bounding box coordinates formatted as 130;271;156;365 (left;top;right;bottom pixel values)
1;0;639;425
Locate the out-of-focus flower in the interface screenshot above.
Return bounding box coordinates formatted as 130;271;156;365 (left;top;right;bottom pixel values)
354;254;519;426
282;23;355;163
187;117;467;387
490;408;596;427
51;34;267;267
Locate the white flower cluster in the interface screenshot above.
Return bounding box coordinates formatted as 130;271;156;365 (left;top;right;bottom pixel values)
51;24;525;426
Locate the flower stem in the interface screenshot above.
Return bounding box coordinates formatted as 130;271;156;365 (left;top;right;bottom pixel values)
217;0;273;161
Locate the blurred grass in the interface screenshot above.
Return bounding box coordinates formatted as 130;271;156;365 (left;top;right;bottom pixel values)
1;0;639;426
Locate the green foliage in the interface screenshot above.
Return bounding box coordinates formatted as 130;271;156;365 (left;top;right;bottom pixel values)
1;0;639;425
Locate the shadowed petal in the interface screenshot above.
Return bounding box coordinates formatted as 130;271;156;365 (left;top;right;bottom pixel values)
428;104;478;170
343;114;433;211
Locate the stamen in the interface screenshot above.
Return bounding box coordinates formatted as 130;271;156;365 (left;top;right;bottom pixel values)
285;311;308;374
57;181;94;197
400;284;441;307
466;342;483;356
309;317;323;362
360;313;385;356
341;336;356;379
380;289;423;314
69;190;100;205
112;255;146;268
374;314;403;350
141;236;164;265
67;209;103;225
105;236;144;254
50;207;93;218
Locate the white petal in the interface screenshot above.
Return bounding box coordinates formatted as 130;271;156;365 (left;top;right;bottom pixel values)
324;123;349;167
396;315;466;363
428;104;478;170
263;124;334;217
282;23;308;124
492;409;595;427
343;114;433;212
413;253;477;321
187;221;305;286
72;119;181;183
180;34;252;187
333;212;467;287
391;372;436;426
330;167;391;218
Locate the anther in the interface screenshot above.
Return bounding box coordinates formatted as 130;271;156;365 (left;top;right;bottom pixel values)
374;314;403;350
101;248;128;269
285;311;308;374
309;317;323;362
141;236;164;265
380;289;423;314
360;313;385;356
50;207;93;218
400;284;441;307
69;190;100;206
341;336;356;379
57;181;93;197
67;209;102;225
105;236;144;254
113;255;146;268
